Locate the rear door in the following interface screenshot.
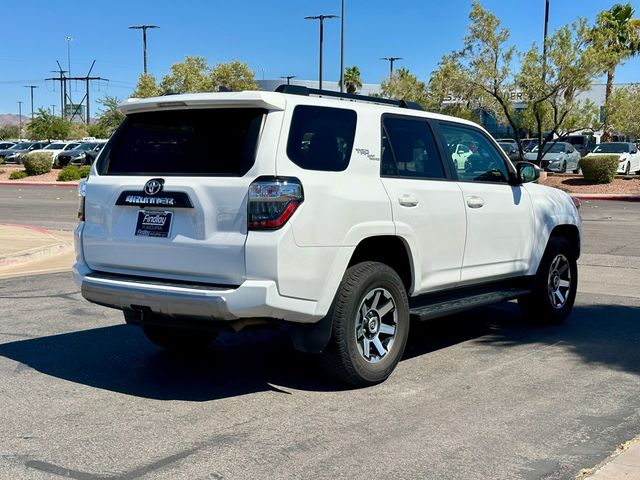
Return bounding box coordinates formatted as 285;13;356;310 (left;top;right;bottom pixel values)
82;107;271;285
379;114;466;293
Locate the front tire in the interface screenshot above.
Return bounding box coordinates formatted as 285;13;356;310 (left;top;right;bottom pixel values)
320;262;410;386
518;236;577;324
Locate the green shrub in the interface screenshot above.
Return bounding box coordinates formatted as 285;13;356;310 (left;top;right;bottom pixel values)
580;155;619;183
9;170;28;180
57;165;90;182
22;152;53;176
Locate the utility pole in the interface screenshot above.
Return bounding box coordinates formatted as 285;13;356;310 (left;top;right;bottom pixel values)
280;75;296;85
51;105;56;116
542;0;550;82
65;36;73;79
304;14;338;90
339;0;345;92
17;101;23;139
129;24;159;74
24;85;38;121
47;61;106;124
46;63;68;119
381;57;402;81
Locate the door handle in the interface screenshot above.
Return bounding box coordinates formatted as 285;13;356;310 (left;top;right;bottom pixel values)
466;195;485;209
398;195;419;207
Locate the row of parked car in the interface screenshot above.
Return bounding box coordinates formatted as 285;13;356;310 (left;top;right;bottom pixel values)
495;137;640;175
0;139;107;168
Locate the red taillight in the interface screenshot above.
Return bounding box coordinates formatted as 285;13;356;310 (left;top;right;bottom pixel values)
248;177;303;230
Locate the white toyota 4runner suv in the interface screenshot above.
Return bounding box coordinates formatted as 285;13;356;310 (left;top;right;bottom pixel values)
74;85;581;386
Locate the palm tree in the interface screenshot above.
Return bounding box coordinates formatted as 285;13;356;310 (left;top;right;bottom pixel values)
589;3;640;142
343;66;363;94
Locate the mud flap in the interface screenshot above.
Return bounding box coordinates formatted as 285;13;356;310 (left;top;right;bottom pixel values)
288;314;333;354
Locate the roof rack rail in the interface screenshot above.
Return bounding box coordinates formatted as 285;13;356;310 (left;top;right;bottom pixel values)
275;84;424;111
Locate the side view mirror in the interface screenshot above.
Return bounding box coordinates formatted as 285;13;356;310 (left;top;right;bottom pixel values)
516;161;540;184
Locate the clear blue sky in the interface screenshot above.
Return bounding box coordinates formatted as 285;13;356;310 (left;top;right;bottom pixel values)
1;0;639;117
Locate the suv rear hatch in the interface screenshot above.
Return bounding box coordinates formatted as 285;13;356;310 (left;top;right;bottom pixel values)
81;96;282;285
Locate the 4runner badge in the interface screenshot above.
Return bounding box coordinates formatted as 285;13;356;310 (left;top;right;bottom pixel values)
143;178;164;195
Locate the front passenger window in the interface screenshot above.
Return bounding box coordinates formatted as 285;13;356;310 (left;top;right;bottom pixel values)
439;124;509;183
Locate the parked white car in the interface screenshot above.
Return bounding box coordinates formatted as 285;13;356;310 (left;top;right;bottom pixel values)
523;142;581;173
586;142;640;175
30;142;81;165
74;86;582;386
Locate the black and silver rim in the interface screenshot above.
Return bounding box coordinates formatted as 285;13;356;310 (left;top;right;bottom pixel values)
547;254;571;309
355;288;398;363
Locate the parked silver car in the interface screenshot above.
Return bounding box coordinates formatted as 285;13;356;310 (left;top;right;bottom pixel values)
523;141;581;173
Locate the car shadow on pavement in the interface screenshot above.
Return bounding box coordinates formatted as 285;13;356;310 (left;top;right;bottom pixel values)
0;302;638;400
407;301;640;376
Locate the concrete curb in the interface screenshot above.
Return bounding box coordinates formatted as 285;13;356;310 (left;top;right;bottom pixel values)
0;181;79;187
571;194;640;202
0;242;70;268
0;224;74;271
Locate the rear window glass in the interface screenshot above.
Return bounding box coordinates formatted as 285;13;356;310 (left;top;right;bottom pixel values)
286;105;357;171
97;108;265;176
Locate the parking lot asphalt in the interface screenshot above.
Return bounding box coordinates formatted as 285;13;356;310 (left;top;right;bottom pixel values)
0;193;638;479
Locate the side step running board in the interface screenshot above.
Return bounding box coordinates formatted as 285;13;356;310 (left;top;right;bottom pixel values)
409;288;530;321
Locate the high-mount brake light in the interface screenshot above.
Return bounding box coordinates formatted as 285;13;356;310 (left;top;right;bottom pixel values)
248;177;303;230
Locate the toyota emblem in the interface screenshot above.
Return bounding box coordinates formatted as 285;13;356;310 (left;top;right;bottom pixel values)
143;179;164;195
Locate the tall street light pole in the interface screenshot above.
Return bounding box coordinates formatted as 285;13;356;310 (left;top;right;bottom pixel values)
65;36;73;78
129;24;159;74
542;0;550;82
17;101;23;139
381;57;402;81
339;0;345;92
24;85;38;121
305;14;338;90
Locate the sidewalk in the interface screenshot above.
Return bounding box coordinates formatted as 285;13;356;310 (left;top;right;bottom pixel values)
580;437;640;479
0;224;75;278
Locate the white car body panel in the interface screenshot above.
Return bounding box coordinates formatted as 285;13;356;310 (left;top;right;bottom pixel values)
74;91;582;325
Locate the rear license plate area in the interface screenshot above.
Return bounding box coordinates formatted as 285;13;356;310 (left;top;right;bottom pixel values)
135;210;173;238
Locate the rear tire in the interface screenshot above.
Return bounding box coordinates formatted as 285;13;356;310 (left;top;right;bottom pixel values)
142;324;217;353
320;262;410;387
518;236;577;324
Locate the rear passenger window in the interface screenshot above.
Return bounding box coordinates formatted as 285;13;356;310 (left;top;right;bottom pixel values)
381;116;445;179
287;105;356;171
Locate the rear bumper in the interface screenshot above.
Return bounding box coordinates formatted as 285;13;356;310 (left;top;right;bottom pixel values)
73;264;322;324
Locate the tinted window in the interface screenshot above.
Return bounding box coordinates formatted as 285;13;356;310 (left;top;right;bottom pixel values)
381;116;445;179
98;108;265;176
440;123;509;183
591;143;630;154
286;105;356;171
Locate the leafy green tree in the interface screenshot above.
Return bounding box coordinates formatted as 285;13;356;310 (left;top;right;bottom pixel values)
588;3;640;142
160;56;214;94
26;108;71;141
426;53;483;122
343;66;363;94
518;19;602;159
0;124;20;139
380;68;428;106
132;73;161;98
209;59;257;91
68;122;89;140
89;96;125;138
609;84;640;138
457;2;524;152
